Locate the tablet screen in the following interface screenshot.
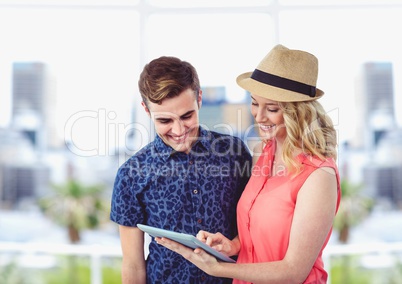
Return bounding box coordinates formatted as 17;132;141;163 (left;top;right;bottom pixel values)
137;224;235;263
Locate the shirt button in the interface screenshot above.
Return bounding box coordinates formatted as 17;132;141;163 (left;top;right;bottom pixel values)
193;189;198;194
189;160;194;165
197;219;202;224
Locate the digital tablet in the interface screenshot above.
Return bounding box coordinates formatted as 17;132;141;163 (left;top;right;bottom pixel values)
137;224;236;263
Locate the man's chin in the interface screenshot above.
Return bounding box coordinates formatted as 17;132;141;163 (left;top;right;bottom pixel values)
166;134;197;153
173;145;190;153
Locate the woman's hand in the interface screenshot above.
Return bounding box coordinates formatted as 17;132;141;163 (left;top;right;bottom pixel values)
196;231;240;257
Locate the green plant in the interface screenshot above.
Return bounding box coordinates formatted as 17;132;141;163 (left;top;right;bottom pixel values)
0;260;26;284
0;258;43;284
38;179;110;243
333;179;374;243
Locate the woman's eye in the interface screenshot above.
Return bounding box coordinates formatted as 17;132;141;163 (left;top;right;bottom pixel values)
268;109;279;113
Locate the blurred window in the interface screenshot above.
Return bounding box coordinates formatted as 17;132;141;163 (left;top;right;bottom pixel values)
149;0;271;8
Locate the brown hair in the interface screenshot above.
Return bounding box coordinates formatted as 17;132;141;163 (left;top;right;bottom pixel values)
138;56;200;106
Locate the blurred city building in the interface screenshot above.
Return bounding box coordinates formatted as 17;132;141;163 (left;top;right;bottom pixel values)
11;62;60;151
362;128;402;208
3;59;401;210
199;86;256;149
345;62;402;208
1;62;130;209
0;128;50;209
353;62;396;151
200;87;252;133
0;62;56;208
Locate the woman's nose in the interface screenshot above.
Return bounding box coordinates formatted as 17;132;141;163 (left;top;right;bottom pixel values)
255;106;267;123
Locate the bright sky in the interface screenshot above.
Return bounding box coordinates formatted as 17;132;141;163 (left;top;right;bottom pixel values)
0;4;401;153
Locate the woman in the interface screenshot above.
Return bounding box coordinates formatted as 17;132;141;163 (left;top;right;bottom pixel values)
157;44;341;283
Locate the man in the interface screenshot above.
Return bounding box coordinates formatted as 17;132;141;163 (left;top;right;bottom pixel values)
110;56;252;283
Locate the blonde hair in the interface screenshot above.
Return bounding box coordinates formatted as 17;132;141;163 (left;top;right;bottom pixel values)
279;100;337;174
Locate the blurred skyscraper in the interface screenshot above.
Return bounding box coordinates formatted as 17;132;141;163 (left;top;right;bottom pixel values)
0;62;57;208
363;128;402;208
0;128;50;209
199;86;254;146
11;62;59;151
354;62;396;151
350;62;402;208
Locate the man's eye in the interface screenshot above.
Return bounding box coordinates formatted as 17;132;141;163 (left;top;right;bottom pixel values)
181;115;192;120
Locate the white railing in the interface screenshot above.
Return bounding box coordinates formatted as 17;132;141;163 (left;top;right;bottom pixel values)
324;242;402;283
0;242;122;284
1;241;402;283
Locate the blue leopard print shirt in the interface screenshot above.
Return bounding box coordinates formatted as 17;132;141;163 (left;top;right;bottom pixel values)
110;127;252;284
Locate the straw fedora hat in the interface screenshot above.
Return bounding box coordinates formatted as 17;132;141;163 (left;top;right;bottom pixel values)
236;44;324;102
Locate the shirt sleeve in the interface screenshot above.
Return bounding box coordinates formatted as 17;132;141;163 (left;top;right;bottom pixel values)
110;158;145;227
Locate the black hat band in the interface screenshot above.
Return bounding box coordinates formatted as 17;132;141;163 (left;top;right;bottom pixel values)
251;69;316;97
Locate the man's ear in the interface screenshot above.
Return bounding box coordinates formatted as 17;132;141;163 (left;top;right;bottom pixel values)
141;101;151;117
197;90;203;109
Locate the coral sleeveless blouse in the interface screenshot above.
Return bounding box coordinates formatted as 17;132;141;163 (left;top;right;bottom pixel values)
234;140;341;284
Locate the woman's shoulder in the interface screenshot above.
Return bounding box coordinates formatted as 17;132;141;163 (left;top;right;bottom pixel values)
299;154;337;169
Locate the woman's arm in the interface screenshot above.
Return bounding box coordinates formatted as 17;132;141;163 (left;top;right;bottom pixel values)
158;166;338;283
